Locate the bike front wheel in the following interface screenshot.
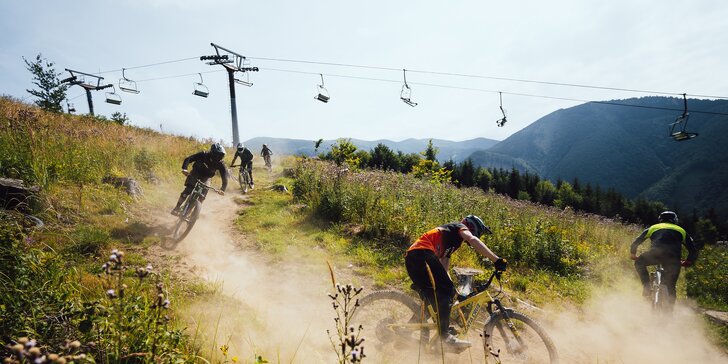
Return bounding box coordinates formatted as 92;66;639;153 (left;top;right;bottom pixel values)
172;199;201;242
484;309;559;364
238;170;250;193
352;290;430;350
653;283;671;311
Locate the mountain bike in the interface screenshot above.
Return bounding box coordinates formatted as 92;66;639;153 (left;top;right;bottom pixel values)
231;164;253;193
649;264;670;311
353;266;559;363
263;154;272;173
172;179;220;242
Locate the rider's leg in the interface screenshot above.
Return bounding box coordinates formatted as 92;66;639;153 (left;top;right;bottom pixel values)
661;258;681;307
405;249;455;337
635;249;661;293
172;185;193;214
247;162;254;185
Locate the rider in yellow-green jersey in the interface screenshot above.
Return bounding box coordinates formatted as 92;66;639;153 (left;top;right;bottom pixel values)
630;211;698;307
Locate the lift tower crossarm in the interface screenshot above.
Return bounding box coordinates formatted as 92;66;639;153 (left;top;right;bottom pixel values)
203;42;260;146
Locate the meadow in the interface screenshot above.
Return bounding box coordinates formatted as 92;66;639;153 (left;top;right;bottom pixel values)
1;96;726;362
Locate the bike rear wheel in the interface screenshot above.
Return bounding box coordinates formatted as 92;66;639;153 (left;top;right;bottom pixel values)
352;290;430;351
484;309;559;364
653;283;670;311
172;199;200;242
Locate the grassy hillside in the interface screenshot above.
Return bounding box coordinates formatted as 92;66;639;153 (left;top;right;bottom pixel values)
2;96;726;361
0;97;215;361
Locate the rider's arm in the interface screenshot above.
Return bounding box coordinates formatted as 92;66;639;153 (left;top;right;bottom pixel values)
684;234;699;262
459;229;499;263
182;152;202;171
217;162;228;192
230;151;239;166
630;229;649;258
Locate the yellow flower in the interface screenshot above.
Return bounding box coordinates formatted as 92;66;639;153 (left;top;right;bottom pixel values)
232;357;239;363
220;344;229;356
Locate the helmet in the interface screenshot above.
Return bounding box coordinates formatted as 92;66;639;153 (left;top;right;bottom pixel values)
658;211;678;224
462;215;490;237
262;144;267;148
210;143;226;161
236;142;244;151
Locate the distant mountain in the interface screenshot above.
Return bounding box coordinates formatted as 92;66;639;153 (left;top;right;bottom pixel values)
243;136;499;162
468;96;728;217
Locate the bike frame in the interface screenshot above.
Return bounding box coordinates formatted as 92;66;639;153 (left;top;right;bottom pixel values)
386;271;510;345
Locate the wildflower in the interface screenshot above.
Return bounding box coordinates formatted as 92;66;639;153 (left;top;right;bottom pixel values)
10;343;24;355
106;289;117;298
219;344;228;356
232;356;238;363
67;341;81;351
162;299;171;309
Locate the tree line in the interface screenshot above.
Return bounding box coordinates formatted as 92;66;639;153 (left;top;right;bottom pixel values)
320;139;725;245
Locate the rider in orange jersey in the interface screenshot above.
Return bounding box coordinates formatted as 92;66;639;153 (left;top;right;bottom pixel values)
405;215;507;349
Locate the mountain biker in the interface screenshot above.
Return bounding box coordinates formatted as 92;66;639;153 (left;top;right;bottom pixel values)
171;143;227;216
260;144;273;168
630;211;698;307
231;143;254;188
405;215;507;349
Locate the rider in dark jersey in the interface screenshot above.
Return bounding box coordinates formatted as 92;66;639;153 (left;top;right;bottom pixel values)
231;143;255;188
171;143;227;215
630;211;698;306
405;215;507;349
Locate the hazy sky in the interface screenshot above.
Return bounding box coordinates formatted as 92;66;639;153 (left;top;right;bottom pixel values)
1;0;726;144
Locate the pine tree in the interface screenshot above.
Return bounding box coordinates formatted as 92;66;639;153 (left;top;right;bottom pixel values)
23;54;69;113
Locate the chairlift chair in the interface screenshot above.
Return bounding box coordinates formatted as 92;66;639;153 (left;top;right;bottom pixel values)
234;76;253;87
105;86;122;105
496;92;507;127
400;69;417;107
119;68;140;94
669;94;698;141
193;73;209;98
66;101;76;114
315;74;330;103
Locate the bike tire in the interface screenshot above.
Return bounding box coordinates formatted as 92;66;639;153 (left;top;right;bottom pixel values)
483;309;559;364
239;170;250;193
654;283;670;311
172;199;201;242
352;290;430;350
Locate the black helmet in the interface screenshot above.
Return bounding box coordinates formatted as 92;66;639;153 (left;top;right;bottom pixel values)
462;215;491;238
210;143;226;161
236;142;244;151
659;211;678;224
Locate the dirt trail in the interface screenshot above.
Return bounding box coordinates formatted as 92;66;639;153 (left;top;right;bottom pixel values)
149;185;728;363
155;190;339;362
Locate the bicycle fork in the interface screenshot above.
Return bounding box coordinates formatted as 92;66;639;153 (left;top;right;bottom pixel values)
489;299;527;354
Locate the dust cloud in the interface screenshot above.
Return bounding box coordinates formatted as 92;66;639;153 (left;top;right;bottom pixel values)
160;188;727;363
543;284;728;363
167;192;338;362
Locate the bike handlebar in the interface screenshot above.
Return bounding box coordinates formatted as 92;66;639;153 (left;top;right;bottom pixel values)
192;178;222;194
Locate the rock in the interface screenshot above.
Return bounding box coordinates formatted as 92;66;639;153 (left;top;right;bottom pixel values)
103;176;143;198
704;310;728;326
269;184;289;193
0;178;40;212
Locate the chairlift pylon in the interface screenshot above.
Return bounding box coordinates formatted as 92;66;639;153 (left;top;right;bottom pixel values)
193;73;209;98
669;94;698;141
315;74;330;103
119;68;140;94
400;69;418;107
105;85;122;105
496;92;507;127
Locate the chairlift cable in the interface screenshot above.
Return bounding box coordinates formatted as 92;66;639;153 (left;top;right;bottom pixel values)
78;53;728;100
248;56;728;100
96;56;200;74
259;67;728;116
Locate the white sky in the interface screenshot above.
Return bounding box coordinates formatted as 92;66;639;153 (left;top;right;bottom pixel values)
1;0;727;144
